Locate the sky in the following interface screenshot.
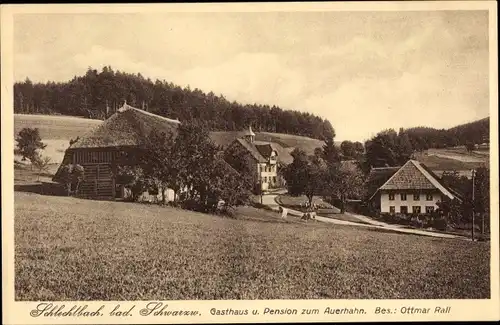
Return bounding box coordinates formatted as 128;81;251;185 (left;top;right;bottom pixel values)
13;10;490;141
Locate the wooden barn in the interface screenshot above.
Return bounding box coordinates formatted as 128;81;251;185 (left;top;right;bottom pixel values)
53;103;180;199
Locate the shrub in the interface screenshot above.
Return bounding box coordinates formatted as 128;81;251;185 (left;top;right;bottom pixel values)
117;166;147;202
59;164;85;196
431;218;448;231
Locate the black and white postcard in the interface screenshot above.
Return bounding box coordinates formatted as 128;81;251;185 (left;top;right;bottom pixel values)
2;1;498;324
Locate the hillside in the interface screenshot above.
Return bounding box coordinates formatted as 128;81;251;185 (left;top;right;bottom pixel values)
14;66;335;141
14;114;328;163
15;191;490;300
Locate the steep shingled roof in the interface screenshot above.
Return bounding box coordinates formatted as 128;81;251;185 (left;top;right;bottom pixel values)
365;166;400;199
235;138;267;163
370;160;456;200
69;104;180;149
232;138;294;165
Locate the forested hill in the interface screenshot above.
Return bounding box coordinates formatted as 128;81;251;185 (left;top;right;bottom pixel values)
403;117;489;150
13;67;335;141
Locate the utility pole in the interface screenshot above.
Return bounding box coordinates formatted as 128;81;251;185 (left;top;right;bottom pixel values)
260;178;263;205
471;169;476;241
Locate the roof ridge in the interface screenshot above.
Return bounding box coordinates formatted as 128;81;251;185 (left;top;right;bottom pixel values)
372;166;401;170
411;160;455;200
119;104;181;124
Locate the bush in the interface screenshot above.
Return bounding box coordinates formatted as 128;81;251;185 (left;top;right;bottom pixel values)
148;184;159;196
430;217;448;231
180;198;204;212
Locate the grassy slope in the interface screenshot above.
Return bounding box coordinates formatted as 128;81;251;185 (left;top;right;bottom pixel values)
14;114;102;140
209;131;326;154
15;191;489;300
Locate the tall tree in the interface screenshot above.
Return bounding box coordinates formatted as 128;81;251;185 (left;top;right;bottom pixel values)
141;130;181;204
15;127;47;163
364;129;399;168
340;140;356;159
283;148;327;207
322;136;341;166
324;162;365;213
474;166;490;233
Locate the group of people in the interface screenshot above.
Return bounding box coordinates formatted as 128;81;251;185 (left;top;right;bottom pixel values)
278;205;316;222
300;201;319;211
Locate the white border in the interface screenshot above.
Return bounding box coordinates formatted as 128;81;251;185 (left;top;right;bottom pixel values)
2;2;499;324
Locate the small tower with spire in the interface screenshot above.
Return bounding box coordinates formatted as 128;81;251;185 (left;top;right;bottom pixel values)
243;125;255;144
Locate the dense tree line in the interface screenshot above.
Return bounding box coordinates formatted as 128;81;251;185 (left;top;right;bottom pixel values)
403;117;489;151
14;66;335;140
362;118;489;170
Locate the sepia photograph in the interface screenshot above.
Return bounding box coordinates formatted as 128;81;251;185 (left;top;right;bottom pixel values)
2;2;499;324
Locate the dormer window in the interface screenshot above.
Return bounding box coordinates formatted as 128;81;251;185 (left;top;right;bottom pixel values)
270;150;277;163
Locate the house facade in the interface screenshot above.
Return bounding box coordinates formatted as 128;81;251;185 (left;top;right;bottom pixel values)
368;160;459;215
223;126;292;191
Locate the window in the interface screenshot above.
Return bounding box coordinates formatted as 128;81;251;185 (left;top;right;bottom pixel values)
412;206;421;214
389;193;395;201
425;206;435;213
413;194;420;201
401;193;407;201
273;176;277;184
426;194;433;201
400;206;408;214
263;176;267;183
389;206;396;214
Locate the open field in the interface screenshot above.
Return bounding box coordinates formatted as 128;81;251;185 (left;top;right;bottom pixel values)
14;114;103;140
426;147;489;163
14;114;103;164
15;190;490;300
414;149;489;178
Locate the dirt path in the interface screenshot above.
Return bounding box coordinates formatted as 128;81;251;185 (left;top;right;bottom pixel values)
262;193;469;240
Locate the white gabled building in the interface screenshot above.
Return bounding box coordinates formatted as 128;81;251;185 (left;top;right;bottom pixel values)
368;160;462;215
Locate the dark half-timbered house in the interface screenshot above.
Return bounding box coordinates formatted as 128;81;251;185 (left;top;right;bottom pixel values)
53;103;180;199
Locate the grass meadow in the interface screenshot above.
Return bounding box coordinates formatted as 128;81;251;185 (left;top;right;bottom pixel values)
15;191;490;301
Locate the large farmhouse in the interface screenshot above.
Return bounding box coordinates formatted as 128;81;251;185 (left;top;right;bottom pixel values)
53;103;180;199
223;126;293;191
367;160;461;215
